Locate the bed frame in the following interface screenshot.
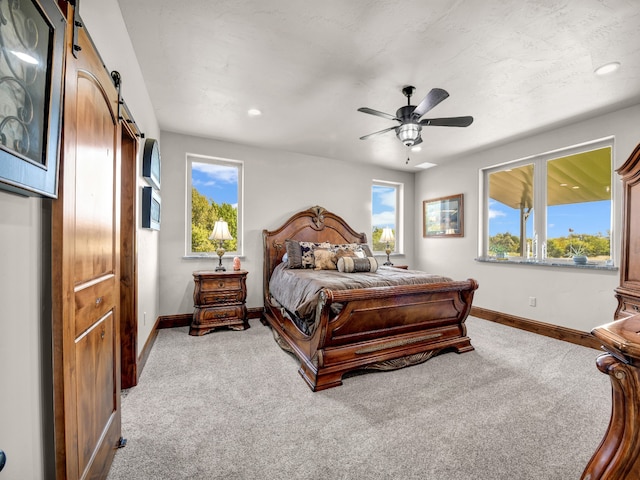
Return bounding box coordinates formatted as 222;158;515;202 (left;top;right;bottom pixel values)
262;206;479;391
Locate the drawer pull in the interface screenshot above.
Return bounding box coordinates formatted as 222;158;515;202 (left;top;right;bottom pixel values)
218;281;225;288
95;297;103;306
633;305;640;312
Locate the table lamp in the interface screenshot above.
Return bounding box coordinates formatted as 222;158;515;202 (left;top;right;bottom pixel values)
209;219;233;271
380;227;395;266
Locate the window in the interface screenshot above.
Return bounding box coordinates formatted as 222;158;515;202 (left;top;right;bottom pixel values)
482;138;612;264
187;154;243;256
371;181;402;252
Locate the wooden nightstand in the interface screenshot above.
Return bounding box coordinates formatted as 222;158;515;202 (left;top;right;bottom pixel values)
392;265;409;269
190;270;248;336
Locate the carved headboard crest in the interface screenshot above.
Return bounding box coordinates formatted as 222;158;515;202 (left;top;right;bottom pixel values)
310;205;326;230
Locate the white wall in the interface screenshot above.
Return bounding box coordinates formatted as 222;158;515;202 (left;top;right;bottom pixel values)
0;195;48;479
0;1;160;478
158;130;415;315
416;104;640;332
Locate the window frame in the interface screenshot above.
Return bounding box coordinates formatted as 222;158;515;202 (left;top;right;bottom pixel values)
479;137;615;266
371;180;403;254
186;153;244;258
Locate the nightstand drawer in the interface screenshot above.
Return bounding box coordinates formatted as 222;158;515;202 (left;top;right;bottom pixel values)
200;290;246;305
199;276;242;292
198;305;245;322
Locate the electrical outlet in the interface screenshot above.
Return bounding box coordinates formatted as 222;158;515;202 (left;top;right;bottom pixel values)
529;297;536;307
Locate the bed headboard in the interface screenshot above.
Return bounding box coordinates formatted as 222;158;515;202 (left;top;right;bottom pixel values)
262;206;367;299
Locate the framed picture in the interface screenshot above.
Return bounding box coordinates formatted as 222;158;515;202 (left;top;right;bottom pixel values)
142;138;161;190
142;186;161;230
423;194;464;237
0;0;66;198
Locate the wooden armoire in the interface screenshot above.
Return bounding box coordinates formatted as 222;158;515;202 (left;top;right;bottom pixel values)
581;142;640;480
614;141;640;319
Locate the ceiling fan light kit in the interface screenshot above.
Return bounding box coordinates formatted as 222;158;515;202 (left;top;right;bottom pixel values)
358;85;473;154
396;123;421;146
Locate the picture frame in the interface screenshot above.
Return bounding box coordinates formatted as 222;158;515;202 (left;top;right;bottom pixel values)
142;138;161;190
142;186;161;230
0;0;66;198
423;194;464;237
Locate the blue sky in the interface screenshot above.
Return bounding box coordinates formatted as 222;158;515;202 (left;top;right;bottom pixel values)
372;185;396;228
489;199;611;238
192;161;238;206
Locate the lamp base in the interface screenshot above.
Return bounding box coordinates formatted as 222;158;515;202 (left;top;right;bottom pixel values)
215;245;226;271
383;261;394;266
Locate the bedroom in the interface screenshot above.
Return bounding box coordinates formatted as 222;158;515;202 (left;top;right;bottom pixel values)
1;0;639;478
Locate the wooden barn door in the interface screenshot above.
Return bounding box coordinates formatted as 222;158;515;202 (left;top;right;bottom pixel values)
52;16;122;480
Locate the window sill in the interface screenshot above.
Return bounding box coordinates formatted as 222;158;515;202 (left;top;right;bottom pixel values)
475;256;617;271
183;254;244;260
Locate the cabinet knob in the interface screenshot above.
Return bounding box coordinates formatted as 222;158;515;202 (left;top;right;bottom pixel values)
95;296;103;306
218;281;225;288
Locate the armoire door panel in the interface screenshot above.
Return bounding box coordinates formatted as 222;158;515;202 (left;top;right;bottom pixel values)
626;182;640;284
75;312;116;478
73;74;116;285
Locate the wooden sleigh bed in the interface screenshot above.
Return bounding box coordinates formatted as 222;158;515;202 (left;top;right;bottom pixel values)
262;206;479;391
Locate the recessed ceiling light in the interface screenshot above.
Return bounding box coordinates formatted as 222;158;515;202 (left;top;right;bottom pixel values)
414;162;437;169
247;108;262;117
560;183;567;187
594;62;621;76
572;186;580;189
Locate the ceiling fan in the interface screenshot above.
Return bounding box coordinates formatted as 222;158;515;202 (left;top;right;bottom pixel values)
358;86;473;147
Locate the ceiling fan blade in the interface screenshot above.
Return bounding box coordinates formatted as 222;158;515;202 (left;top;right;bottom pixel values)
420;116;474;127
412;88;449;119
357;107;399;121
359;126;398;140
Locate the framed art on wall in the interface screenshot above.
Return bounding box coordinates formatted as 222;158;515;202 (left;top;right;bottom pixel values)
423;194;464;237
0;0;66;197
142;186;161;230
142;138;161;190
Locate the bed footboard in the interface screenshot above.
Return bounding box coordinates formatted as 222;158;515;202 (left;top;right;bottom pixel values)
264;279;478;391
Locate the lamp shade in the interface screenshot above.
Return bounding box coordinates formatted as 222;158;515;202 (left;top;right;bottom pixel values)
380;227;395;243
209;219;233;241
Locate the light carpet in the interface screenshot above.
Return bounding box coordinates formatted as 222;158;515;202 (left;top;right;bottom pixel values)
107;317;611;480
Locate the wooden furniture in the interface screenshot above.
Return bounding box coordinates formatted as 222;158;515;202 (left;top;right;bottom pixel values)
581;142;640;479
614;142;640;319
262;206;478;391
190;270;248;336
392;265;409;269
581;315;640;480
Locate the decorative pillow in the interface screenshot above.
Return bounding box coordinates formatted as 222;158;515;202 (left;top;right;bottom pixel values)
337;256;379;273
285;239;303;268
335;248;357;260
299;241;331;269
331;243;374;258
313;249;337;270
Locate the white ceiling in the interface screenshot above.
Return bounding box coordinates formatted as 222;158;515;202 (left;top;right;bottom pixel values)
116;0;640;171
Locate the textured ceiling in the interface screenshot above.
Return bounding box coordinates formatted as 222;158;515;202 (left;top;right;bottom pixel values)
116;0;640;171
